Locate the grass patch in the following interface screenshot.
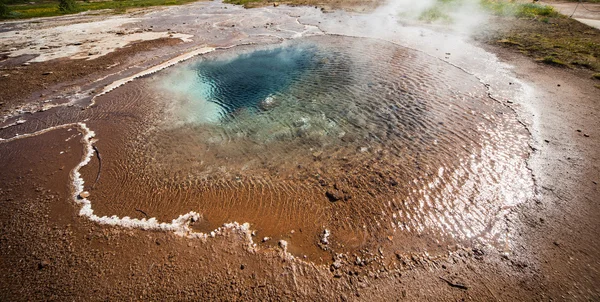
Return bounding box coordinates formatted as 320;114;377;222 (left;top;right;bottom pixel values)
224;0;263;7
419;6;452;23
593;73;600;80
1;0;203;19
481;0;558;19
414;0;559;24
58;0;78;13
538;56;567;67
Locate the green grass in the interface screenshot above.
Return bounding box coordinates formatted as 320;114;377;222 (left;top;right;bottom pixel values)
224;0;262;7
593;73;600;80
480;1;558;19
414;0;559;24
497;22;600;72
1;0;202;19
538;55;567;67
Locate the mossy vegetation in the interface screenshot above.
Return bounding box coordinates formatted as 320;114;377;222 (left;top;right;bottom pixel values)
538;56;567;67
481;1;558;18
492;17;599;72
58;0;77;13
0;1;10;17
0;0;203;19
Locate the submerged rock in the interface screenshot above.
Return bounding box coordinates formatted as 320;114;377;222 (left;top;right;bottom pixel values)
258;95;279;111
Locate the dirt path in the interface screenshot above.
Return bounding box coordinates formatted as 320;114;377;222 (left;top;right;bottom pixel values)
542;0;600;29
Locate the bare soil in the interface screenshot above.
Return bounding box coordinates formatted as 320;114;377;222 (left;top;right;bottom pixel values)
0;37;182;113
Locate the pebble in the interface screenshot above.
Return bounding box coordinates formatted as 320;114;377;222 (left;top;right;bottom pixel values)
79;191;90;198
38;260;50;270
278;240;288;250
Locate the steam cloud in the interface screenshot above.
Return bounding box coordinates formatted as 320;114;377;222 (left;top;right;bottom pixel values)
373;0;491;34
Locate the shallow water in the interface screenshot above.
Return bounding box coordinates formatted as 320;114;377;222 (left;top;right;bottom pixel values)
0;31;534;262
70;35;534;260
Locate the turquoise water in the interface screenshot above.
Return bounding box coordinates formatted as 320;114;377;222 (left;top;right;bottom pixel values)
159;44;327;124
194;46;318;115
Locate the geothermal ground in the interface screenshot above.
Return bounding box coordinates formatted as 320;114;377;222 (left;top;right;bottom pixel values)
0;0;599;300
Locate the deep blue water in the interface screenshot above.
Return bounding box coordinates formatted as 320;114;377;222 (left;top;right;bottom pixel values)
193;46;318;114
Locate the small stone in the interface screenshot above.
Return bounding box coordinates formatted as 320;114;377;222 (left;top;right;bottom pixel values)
325;190;342;202
240;264;245;270
262;237;270;242
9;47;17;51
258;95;279;111
39;46;49;50
38;260;50;269
79;191;90;199
42;71;53;76
273;2;279;6
278;240;288;250
584;134;590;137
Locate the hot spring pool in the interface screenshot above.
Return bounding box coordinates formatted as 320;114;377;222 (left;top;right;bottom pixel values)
82;35;533;260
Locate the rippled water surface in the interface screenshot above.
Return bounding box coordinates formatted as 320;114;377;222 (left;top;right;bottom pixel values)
77;35;533;260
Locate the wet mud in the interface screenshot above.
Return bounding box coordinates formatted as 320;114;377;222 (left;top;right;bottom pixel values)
1;34;533;264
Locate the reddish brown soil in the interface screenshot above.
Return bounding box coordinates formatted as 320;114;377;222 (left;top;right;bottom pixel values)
0;38;182;113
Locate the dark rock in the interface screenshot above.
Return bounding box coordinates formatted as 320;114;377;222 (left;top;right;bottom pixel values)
325;190;343;202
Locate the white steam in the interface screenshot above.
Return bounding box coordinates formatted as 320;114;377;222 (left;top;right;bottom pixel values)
372;0;491;34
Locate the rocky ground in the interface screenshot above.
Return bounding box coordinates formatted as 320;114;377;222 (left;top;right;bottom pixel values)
0;0;599;300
